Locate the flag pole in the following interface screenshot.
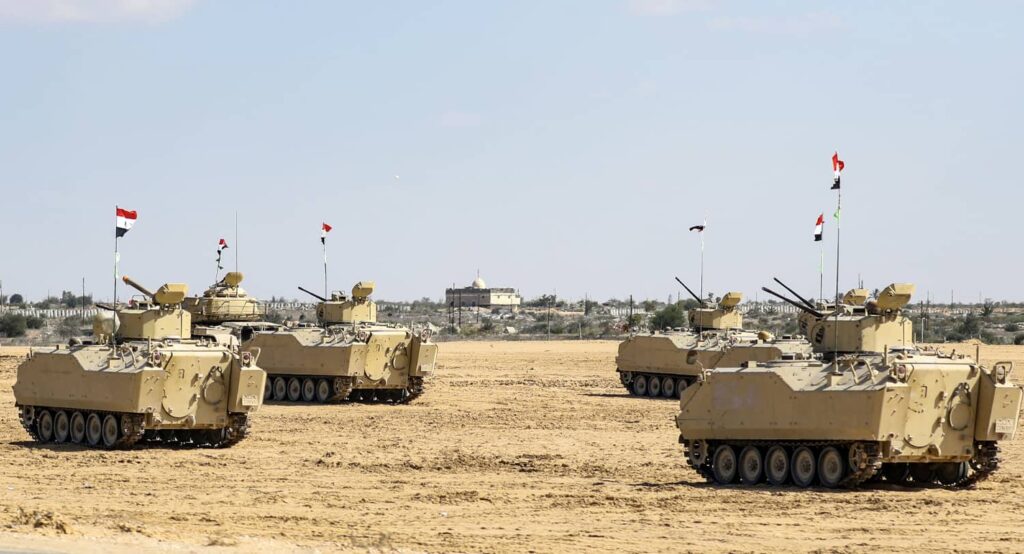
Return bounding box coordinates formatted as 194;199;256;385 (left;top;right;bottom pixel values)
699;218;706;304
113;205;119;304
323;235;328;300
833;186;842;363
819;243;824;303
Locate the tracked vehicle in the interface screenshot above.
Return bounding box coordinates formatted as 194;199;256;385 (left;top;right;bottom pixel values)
13;276;266;449
243;281;436;404
676;282;1022;488
616;278;812;399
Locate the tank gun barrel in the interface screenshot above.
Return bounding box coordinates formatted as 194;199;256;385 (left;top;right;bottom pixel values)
94;302;117;311
297;286;328;302
772;277;818;310
674;277;704;306
121;276;155;300
761;286;824;318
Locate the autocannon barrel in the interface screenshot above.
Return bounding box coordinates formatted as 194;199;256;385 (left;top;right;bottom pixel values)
772;277;818;310
674;277;704;305
297;286;328;302
761;286;824;318
121;275;155;299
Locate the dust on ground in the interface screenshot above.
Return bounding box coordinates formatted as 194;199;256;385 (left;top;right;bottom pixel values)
0;341;1021;553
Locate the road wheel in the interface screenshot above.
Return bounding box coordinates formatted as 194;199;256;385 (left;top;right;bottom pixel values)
661;377;676;398
791;446;817;487
101;414;120;448
301;378;316;402
910;463;935;484
316;379;332;403
817;446;845;488
85;413;103;446
69;412;86;444
287;378;302;402
37;410;54;442
53;411;70;443
272;377;287;401
935;462;967;485
882;463;909;484
676;379;688;399
631;374;648;396
648;375;662;397
765;445;789;485
264;379;273;400
712;445;738;484
738;446;764;484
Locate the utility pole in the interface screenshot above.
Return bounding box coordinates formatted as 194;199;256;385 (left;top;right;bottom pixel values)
546;294;551;339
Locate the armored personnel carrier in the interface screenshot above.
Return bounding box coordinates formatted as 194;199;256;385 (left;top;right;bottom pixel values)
616;279;812;399
13;276;266;449
243;281;436;404
676;284;1023;488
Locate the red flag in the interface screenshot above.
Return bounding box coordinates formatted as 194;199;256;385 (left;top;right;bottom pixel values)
814;213;824;241
831;152;845;190
321;222;332;244
115;207;137;237
218;238;228;250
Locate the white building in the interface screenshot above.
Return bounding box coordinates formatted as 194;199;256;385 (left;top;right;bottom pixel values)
445;274;521;312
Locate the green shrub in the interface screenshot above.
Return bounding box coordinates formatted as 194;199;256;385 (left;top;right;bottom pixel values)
1015;334;1024;346
650;303;686;331
0;314;28;337
25;316;44;329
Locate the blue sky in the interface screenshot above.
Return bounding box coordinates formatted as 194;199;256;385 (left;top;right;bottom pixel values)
1;1;1021;303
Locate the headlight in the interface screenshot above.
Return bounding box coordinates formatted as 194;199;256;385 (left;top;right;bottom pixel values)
994;365;1007;383
151;349;163;366
241;351;253;367
894;365;908;382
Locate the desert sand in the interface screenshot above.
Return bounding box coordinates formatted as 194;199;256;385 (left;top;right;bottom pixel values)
0;340;1022;553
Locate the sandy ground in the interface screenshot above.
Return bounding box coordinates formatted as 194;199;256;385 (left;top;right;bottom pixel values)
0;340;1022;553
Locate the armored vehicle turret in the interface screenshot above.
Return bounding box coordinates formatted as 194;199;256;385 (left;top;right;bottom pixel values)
676;349;1022;488
764;282;916;358
13;276;266;449
299;282;378;325
242;281;436;404
615;278;813;399
183;272;265;325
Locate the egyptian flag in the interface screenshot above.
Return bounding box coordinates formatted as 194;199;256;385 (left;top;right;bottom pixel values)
216;239;228;270
115;207;137;237
814;213;824;241
831;152;845;190
688;224;705;232
321;222;332;244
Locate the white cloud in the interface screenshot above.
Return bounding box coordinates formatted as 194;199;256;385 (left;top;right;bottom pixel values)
0;0;198;23
628;0;715;17
707;12;842;34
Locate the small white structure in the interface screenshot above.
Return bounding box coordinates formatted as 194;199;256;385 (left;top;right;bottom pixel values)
445;273;521;312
